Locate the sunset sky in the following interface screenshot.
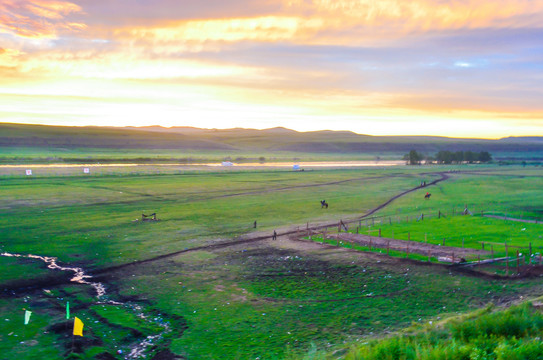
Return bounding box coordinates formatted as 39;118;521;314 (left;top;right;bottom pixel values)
1;0;542;138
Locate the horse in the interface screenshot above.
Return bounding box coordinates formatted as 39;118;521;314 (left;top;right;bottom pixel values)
424;193;431;199
320;200;329;209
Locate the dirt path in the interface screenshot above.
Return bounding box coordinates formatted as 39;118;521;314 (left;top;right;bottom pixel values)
204;174;412;201
357;172;449;218
328;232;487;259
483;214;541;224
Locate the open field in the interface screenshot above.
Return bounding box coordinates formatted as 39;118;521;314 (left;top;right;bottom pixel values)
1;164;542;359
0;146;401;165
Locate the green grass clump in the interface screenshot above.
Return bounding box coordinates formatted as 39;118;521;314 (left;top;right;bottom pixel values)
451;303;543;341
346;303;543;360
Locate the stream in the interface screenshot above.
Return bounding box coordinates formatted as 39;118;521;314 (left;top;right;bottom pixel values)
1;251;170;359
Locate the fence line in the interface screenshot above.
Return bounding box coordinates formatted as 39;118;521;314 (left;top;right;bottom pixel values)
290;207;542;274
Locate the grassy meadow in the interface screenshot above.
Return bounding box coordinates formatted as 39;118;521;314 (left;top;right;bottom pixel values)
345;302;543;360
0;146;401;165
1;164;542;359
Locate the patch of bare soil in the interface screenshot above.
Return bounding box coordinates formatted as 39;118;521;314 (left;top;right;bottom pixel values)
328;233;488;259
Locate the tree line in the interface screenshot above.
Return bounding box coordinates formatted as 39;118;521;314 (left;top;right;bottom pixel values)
404;150;492;165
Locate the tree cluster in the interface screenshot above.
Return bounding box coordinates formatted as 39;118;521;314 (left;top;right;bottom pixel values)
404;150;492;165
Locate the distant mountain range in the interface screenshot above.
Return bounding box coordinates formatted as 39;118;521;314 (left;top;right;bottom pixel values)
1;123;542;158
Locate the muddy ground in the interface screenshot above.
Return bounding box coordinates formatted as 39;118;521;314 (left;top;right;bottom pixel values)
327;232;489;259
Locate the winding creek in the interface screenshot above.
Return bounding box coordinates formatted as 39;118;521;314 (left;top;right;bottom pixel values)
1;251;170;359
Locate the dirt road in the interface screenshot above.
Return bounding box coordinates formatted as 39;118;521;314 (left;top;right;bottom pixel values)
329;232;487;259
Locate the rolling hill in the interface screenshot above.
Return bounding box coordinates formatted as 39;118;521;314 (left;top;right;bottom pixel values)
1;123;542;161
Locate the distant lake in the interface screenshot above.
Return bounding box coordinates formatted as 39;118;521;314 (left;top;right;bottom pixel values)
0;160;403;169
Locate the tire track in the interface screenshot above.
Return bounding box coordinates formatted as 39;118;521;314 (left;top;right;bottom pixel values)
2;174;410;213
482;214;541;224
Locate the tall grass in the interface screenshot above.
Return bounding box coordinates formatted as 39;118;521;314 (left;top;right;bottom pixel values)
345;303;543;360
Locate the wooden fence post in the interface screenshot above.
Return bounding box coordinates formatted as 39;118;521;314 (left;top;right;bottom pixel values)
408;232;411;241
387;240;390;256
505;243;509;275
442;238;445;246
482;242;485;250
438;210;441;219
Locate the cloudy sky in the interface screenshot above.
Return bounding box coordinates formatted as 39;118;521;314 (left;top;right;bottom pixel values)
1;0;542;137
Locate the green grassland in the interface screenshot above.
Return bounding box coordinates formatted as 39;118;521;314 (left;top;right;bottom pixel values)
1;165;542;359
0;146;402;165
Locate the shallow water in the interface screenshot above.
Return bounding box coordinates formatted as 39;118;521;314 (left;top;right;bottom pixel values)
1;251;106;297
1;251;169;358
0;160;402;168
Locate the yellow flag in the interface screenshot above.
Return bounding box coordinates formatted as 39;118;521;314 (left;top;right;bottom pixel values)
73;317;84;336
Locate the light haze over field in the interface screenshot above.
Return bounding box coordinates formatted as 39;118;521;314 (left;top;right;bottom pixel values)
1;0;543;138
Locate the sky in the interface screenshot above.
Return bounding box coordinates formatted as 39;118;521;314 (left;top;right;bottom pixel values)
1;0;543;138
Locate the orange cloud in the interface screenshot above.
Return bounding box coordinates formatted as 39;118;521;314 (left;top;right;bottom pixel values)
288;0;543;29
0;0;85;39
119;16;323;48
0;48;24;67
108;0;543;50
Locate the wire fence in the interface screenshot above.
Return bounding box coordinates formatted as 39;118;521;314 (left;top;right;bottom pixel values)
289;207;543;276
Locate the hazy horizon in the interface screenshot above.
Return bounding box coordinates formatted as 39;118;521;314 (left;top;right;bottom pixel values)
5;121;543;141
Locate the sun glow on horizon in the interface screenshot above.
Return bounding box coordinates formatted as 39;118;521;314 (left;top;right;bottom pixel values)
1;0;542;137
